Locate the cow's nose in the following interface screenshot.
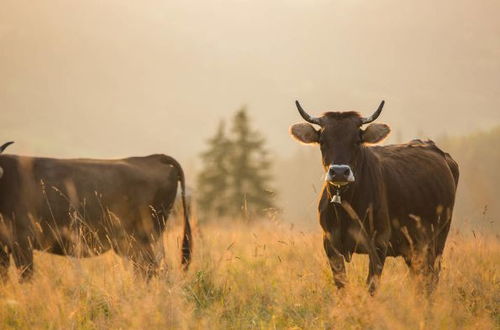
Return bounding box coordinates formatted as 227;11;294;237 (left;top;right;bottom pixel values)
327;164;354;183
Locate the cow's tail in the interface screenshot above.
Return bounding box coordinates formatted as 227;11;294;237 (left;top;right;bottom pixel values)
161;155;192;270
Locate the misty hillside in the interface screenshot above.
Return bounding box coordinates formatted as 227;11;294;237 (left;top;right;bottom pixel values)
439;125;500;232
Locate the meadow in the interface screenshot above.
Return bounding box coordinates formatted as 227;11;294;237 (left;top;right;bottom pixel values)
0;217;498;330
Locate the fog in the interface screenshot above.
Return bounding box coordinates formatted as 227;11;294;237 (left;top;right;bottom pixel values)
1;0;499;223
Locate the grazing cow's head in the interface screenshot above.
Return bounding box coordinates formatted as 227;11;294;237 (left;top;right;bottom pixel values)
0;141;14;179
290;101;389;186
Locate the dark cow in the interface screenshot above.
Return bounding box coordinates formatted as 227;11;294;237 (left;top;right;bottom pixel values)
0;142;191;281
290;101;458;294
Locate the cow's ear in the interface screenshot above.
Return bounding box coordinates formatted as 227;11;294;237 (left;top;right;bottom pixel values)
289;123;320;144
362;123;390;144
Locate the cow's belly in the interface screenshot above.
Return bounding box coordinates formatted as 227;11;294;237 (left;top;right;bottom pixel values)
42;240;113;258
35;223;115;257
27;188;169;258
341;221;407;259
340;224;370;260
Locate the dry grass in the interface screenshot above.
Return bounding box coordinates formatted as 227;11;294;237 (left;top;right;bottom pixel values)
0;219;498;329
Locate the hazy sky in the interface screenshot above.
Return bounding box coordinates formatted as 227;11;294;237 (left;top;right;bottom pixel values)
1;0;499;169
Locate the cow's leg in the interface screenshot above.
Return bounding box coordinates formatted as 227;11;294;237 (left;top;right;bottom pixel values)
405;244;438;296
113;243;155;280
323;232;346;289
409;209;452;296
319;191;346;289
154;235;167;274
132;242;159;280
422;245;440;295
366;241;387;295
11;236;34;282
150;210;168;273
0;244;10;282
428;211;451;290
115;235;159;280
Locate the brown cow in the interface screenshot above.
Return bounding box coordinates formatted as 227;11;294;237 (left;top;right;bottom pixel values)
290;101;459;294
0;142;191;281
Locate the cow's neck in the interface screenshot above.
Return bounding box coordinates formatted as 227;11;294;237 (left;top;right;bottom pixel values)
330;146;381;210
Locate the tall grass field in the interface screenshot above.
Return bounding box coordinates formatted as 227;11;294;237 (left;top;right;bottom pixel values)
0;219;498;329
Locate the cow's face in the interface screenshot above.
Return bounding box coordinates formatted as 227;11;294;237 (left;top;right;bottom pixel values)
290;102;389;186
0;141;14;179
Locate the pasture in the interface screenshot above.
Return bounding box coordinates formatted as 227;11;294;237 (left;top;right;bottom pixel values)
0;218;497;329
1;1;499;329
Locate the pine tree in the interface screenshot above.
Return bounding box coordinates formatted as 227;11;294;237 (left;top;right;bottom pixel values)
197;108;276;221
197;120;231;219
227;107;275;219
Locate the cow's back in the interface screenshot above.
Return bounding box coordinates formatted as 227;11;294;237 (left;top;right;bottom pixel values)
0;154;179;254
35;156;176;221
371;140;458;235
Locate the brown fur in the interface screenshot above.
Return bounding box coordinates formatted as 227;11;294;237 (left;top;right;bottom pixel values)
0;153;192;281
322;111;362;119
291;110;458;295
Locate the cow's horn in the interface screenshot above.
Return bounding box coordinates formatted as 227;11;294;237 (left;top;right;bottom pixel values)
361;100;385;124
295;101;322;125
0;141;14;153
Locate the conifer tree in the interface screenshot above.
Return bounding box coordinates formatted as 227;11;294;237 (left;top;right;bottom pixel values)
197;108;276;220
197;121;231;218
227;107;275;218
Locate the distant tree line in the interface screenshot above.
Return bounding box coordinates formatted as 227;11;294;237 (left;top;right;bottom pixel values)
197;107;276;221
438;125;500;232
